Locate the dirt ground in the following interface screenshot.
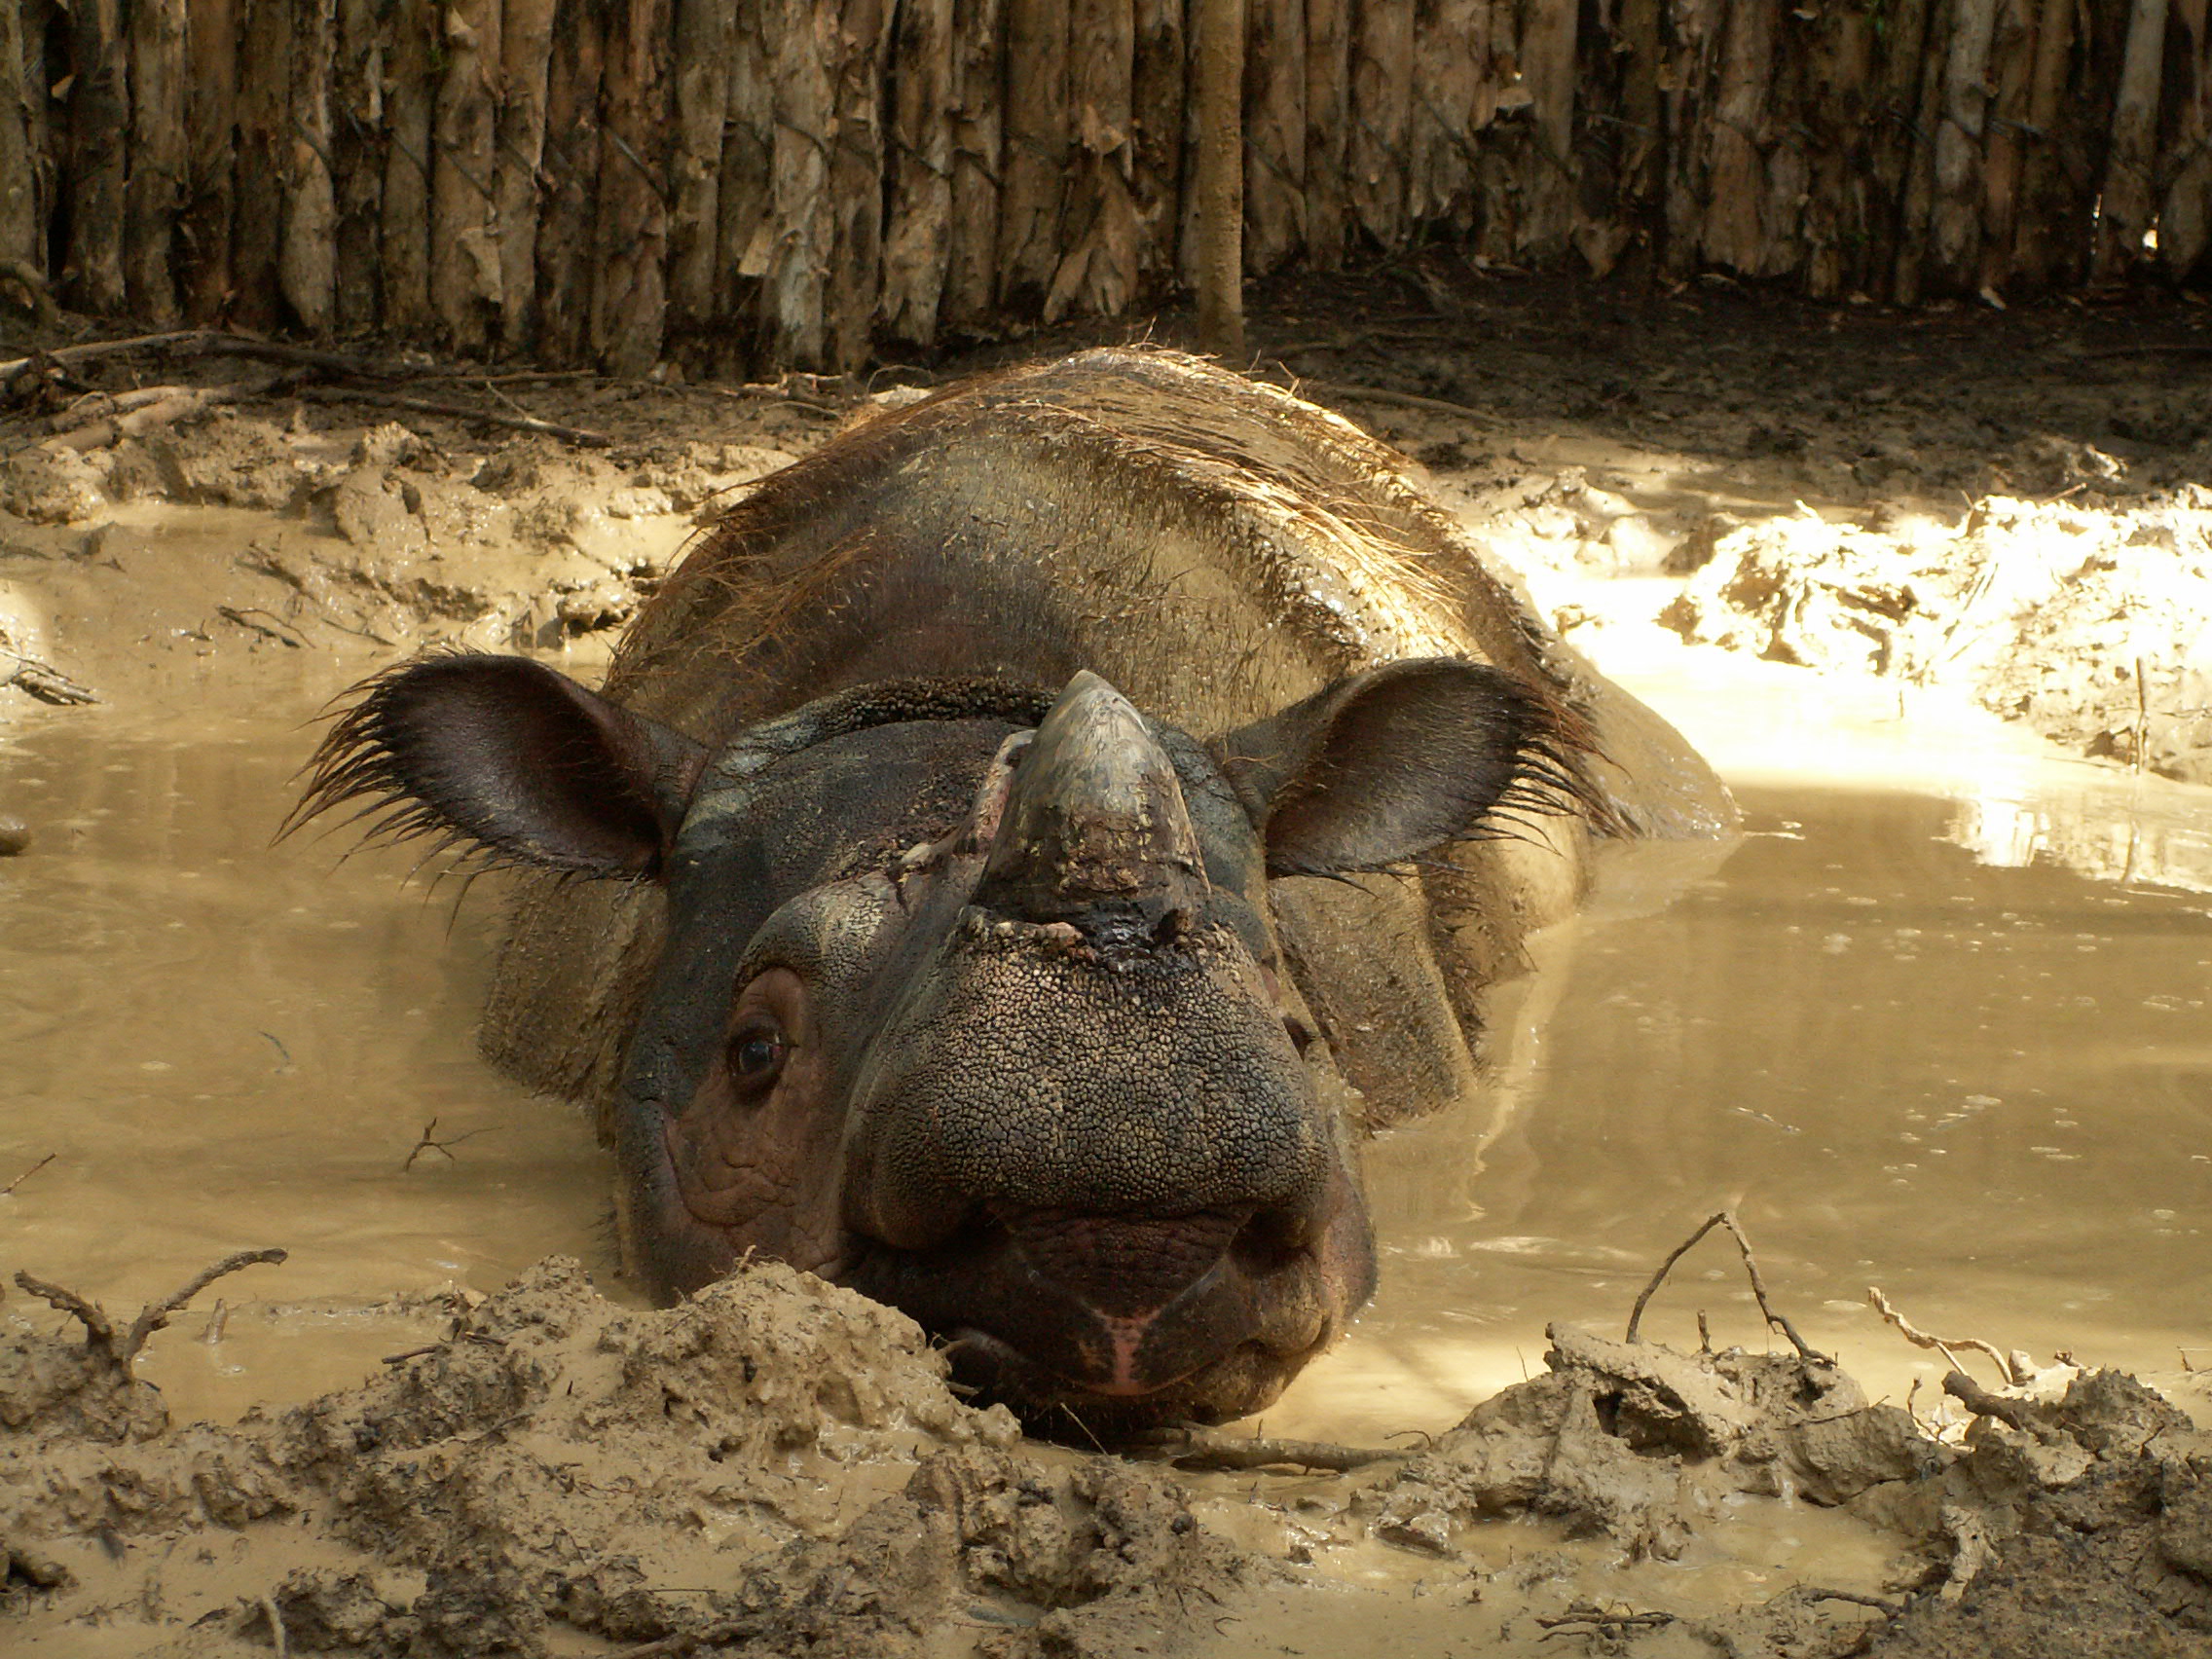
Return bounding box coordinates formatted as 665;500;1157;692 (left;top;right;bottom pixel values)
4;268;2212;1656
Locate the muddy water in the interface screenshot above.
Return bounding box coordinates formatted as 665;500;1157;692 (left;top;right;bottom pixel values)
4;667;2208;1442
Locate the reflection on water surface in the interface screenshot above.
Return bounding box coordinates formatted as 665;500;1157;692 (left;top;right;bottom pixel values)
3;696;2207;1437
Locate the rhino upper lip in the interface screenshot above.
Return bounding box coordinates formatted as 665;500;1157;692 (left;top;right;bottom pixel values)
841;1212;1331;1408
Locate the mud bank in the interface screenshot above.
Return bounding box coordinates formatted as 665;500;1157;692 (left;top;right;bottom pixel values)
5;1252;2208;1657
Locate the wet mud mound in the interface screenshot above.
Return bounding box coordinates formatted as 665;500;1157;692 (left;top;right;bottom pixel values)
1;1257;1258;1658
1655;491;2212;784
13;1254;2206;1657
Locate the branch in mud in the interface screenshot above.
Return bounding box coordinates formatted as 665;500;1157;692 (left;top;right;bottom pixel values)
2;649;97;706
295;385;612;448
1624;1209;1827;1363
1127;1423;1408;1473
1865;1286;2029;1387
1940;1369;2062;1442
1;1151;55;1194
13;1247;288;1367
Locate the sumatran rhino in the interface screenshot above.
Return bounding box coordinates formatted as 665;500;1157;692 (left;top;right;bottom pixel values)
300;350;1730;1430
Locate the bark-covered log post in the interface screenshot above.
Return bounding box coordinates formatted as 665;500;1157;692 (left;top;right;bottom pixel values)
1243;0;1305;276
1929;0;2000;291
882;0;954;346
1520;0;1582;258
1660;0;1721;279
2008;0;2080;287
591;0;672;375
940;0;1006;330
123;0;186;324
1192;0;1243;359
826;0;888;369
536;0;606;365
498;0;559;355
1301;0;1348;271
381;0;437;338
179;0;238;322
2158;0;2212;278
429;0;502;352
714;4;772;375
1892;0;1955;303
1048;0;1140;321
67;0;129;313
998;0;1071;312
0;0;34;275
331;0;388;335
763;0;834;368
280;0;338;333
1347;0;1411;251
2096;0;2172;276
1701;0;1779;274
1975;0;2038;293
669;0;737;362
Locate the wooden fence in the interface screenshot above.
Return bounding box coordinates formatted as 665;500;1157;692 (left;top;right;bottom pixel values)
1;0;2206;375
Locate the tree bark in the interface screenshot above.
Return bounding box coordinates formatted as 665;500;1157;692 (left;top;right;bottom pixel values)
1193;0;1243;358
538;0;606;365
1519;0;1580;257
179;0;238;322
1930;0;2001;290
380;0;437;338
940;0;1006;327
1973;0;2038;293
1302;0;1349;270
67;0;129;314
280;0;338;333
331;0;387;335
429;0;501;352
1892;0;1954;303
715;2;773;374
825;0;888;368
591;0;671;375
2158;0;2212;278
2096;0;2173;276
668;0;736;359
1700;0;1776;273
1410;0;1480;234
498;0;559;354
764;0;833;367
1048;0;1139;320
1660;0;1722;278
1348;0;1413;248
2009;0;2079;288
0;0;34;270
124;0;186;323
998;0;1070;311
1243;0;1304;274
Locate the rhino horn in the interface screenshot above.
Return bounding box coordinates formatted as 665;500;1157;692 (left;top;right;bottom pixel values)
974;671;1206;933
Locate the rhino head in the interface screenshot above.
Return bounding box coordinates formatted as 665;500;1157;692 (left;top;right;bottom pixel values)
300;655;1583;1430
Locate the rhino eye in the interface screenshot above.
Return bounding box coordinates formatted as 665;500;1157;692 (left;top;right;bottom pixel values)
729;1029;788;1088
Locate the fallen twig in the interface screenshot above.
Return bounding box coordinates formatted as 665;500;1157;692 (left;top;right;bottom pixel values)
1129;1423;1407;1473
42;381;267;450
216;606;309;648
402;1117;504;1171
1941;1369;2057;1440
1301;378;1507;429
1866;1287;2024;1386
297;384;611;447
0;258;61;329
15;1248;288;1366
3;649;97;706
2;1152;55;1196
1625;1210;1827;1363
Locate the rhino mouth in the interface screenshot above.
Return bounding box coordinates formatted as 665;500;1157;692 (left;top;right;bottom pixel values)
843;1202;1350;1428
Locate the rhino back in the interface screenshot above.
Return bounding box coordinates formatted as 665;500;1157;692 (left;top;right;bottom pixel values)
480;350;1718;1128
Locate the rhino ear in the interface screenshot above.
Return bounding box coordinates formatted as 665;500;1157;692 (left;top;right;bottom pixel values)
1215;658;1591;877
293;654;708;878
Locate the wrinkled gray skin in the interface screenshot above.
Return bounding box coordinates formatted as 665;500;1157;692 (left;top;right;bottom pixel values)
303;350;1731;1432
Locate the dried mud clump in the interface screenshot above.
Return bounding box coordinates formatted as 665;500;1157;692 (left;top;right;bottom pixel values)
1367;1323;1934;1562
2;1257;1258;1658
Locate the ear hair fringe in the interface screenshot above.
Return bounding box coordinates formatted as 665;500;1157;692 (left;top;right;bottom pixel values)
282;653;642;885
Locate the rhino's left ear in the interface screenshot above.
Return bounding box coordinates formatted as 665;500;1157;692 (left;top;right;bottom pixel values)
292;653;708;878
1214;658;1593;876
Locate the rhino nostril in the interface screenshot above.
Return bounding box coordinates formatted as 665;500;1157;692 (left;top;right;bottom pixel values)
1231;1202;1318;1274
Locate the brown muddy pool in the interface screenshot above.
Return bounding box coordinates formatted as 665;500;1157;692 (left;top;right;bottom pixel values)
2;680;2208;1442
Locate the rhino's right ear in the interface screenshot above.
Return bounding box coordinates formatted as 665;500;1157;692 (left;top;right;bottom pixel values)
291;654;708;878
1214;657;1594;877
